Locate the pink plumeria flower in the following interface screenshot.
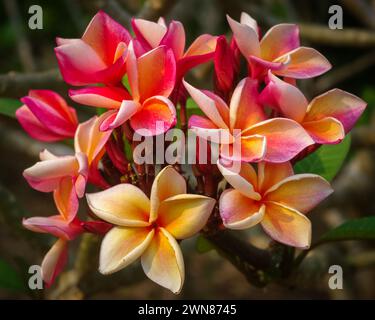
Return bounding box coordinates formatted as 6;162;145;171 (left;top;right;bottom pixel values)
55;11;132;86
259;72;367;144
23;116;112;221
218;161;333;248
16;90;78;142
227;12;331;80
23;210;111;287
70;41;177;136
184;77;314;163
132;17;218;81
86;166;216;293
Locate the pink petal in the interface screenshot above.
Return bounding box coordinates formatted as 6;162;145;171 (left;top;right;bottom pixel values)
259;71;308;122
69;86;130;109
226;14;260;59
274;47;331;79
240;12;259;37
217;159;260;199
248;55;285;80
130;96;176;136
219;189;264;229
243;118;314;163
189;115;229;144
160;20;186;60
53;176;79;222
100;100;141;131
221;135;266;162
305;89;367;133
82;11;132;65
264;174;333;213
230;77;266;131
23;215;83;240
183;80;229;129
260;24;300;61
257;162;294;194
41;239;68;288
131;18;167;50
261;202;311;249
16;106;66;142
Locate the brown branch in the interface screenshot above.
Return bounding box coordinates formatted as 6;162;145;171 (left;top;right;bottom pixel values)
0;69;65;98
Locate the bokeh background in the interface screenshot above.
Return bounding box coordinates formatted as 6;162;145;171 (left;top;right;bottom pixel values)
0;0;375;299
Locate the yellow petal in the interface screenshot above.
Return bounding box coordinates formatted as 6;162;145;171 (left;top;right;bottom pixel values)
219;189;264;230
264;174;333;213
150;166;186;223
262;201;311;249
141;228;184;294
86;184;150;227
303;117;344;144
99;227;154;274
157;194;216;239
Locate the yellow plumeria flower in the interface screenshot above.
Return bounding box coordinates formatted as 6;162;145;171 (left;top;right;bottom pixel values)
86;166;216;293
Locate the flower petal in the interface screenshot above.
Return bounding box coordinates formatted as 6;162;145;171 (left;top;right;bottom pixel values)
303;117;345;144
149;166;186;223
226;14;260;59
130;96;176;136
304;89;367;133
74;116;112;164
257;162;294;194
53;176;79;222
259;71;308;122
136;46;176;102
264;174;333;213
261;202;311;249
184;80;229;129
240;12;258;37
274;47;331;79
217;159;260;199
141;227;184;294
160;20;186;60
132;18;167;49
100;100;141;131
16;106;66;142
157;194;216;239
99;226;154;274
260;24;300;61
221;135;266;162
219;189;264;230
22;215;83;240
86;184;151;227
23;156;78;192
69;86;130;109
230;77;266;131
41;239;68;287
243;118;314;162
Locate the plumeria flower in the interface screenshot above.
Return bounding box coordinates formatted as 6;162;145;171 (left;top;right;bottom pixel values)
23;116;112;221
55;11;132;86
259;72;367;144
16;90;78;142
132;17;218;81
218;161;333;248
23;206;111;287
86;166;216;293
69;42;177;136
184;77;314;163
227;12;331;80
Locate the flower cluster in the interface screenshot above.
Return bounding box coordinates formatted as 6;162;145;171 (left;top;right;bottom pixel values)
17;11;366;293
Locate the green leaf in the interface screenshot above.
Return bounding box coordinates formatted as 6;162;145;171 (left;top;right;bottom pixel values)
96;107;107;116
186;98;204;117
121;74;131;93
317;216;375;245
294;134;351;181
0;259;25;291
196;235;214;253
0;98;22;118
